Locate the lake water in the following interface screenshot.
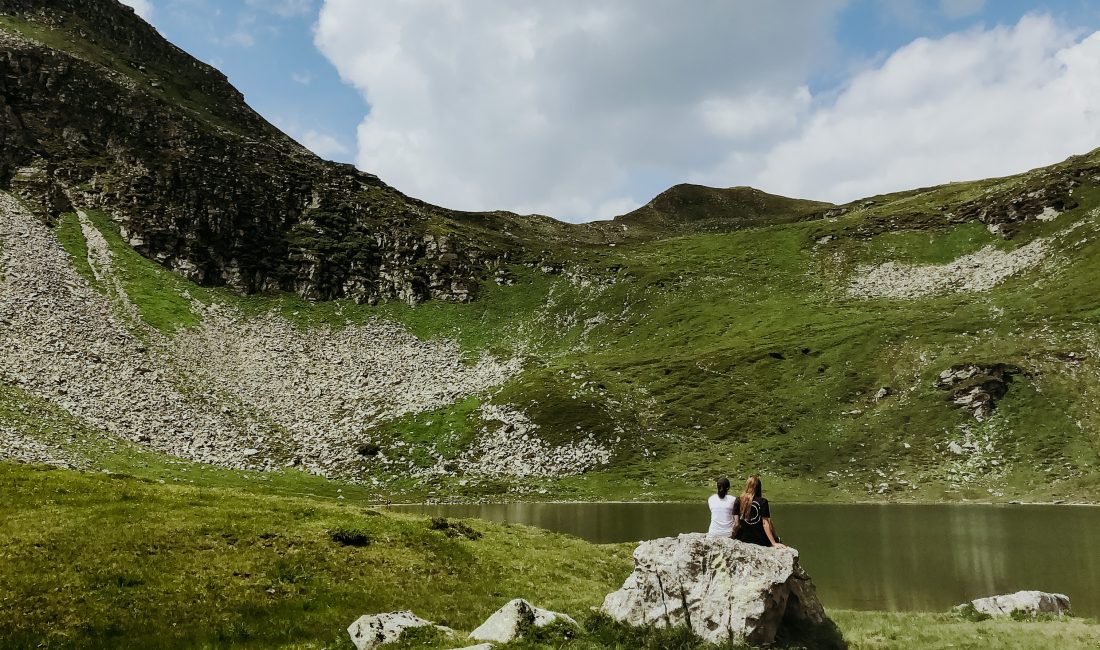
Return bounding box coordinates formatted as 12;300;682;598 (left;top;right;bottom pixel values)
390;502;1100;617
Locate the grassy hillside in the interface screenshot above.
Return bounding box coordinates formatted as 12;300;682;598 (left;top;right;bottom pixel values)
14;145;1099;505
3;461;1098;649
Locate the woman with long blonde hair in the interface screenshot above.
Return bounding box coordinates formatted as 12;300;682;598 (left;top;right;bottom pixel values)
733;475;785;547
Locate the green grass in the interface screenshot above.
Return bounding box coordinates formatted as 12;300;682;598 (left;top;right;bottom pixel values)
54;212;98;289
0;462;632;649
832;610;1100;649
78;210;209;332
363;396;484;470
2;462;1097;649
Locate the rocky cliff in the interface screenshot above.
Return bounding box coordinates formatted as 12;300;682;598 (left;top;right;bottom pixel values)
0;0;505;304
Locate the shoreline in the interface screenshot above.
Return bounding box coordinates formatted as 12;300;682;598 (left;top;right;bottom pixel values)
379;498;1100;508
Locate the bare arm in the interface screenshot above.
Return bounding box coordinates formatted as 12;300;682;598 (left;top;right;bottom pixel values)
763;518;786;548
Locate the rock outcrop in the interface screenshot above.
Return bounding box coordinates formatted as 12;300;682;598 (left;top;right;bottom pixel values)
601;533;834;647
347;611;453;650
961;591;1072;618
935;363;1023;420
469;598;578;644
952;173;1079;237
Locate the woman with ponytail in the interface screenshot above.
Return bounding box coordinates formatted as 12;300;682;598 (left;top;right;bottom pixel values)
733;475;786;548
707;476;736;537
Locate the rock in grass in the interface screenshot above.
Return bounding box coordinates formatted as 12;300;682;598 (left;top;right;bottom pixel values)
347;611;453;650
601;533;829;646
961;591;1071;618
449;645;494;650
469;598;578;643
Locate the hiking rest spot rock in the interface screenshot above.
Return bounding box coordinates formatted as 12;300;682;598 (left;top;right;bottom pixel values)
601;533;835;646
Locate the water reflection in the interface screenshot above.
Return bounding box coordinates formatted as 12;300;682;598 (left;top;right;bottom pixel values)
390;502;1100;616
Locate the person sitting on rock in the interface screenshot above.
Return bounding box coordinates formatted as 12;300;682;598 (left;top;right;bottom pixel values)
707;476;737;537
733;475;786;548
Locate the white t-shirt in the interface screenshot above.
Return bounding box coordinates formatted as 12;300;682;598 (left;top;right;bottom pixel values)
707;493;736;537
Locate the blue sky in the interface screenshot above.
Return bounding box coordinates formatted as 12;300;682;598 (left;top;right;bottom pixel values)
125;0;1100;220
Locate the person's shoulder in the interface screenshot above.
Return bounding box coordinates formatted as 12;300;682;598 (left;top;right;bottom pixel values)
758;497;769;506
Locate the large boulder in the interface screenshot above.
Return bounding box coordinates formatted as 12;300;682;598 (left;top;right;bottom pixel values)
347;611;453;650
469;598;578;643
601;533;833;646
962;591;1071;617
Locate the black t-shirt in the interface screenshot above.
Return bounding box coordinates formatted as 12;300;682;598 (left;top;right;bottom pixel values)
734;497;772;546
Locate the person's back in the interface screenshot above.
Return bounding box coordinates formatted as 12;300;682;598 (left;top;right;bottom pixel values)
733;495;771;546
733;475;785;548
707;477;736;537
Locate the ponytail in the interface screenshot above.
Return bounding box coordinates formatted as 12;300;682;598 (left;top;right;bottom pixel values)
739;475;761;519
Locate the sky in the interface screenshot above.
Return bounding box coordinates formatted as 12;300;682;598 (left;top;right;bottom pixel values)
121;0;1100;222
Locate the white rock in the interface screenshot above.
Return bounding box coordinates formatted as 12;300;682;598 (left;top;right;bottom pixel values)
347;611;453;650
962;591;1071;617
469;598;577;643
601;533;828;646
848;239;1051;299
449;645;494;650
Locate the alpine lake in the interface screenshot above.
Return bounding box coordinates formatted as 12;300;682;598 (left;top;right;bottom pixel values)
390;502;1100;617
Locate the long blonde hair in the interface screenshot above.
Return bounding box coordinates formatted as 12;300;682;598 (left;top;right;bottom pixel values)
738;475;762;519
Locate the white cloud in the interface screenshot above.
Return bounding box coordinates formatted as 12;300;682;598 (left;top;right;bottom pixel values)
744;15;1100;203
291;71;312;85
315;0;845;221
315;3;1100;221
697;88;811;141
120;0;154;21
298;129;351;159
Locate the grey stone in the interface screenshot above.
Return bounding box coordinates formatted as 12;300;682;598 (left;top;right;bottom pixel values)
347;611;453;650
601;533;828;646
961;591;1071;618
469;598;577;643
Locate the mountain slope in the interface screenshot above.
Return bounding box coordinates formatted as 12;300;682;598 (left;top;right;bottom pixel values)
3;146;1099;503
1;0;1099;503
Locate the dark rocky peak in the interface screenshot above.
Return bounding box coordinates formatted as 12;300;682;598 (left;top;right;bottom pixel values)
0;0;265;134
